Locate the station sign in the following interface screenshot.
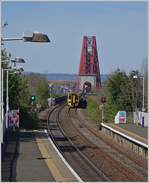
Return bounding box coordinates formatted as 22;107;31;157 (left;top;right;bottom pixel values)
119;111;126;123
114;111;126;124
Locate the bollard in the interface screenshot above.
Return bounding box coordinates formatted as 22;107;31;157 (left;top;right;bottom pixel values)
141;116;144;128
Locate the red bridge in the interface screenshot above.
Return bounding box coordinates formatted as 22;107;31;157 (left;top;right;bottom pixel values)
77;36;101;92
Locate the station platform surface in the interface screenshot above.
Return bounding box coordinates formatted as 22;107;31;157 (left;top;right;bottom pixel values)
105;123;148;145
78;108;148;146
1;129;79;182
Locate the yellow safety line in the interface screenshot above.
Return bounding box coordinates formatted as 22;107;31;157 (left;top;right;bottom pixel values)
109;124;148;144
36;138;65;182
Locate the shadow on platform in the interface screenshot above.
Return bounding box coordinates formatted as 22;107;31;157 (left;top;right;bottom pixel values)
2;130;20;181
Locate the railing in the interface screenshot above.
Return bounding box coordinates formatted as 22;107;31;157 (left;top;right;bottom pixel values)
100;123;148;157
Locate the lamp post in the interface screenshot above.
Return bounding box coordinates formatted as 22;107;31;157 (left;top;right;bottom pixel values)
133;75;145;127
1;69;4;142
1;31;50;143
142;76;145;127
1;59;11;142
6;69;9;129
1;32;50;43
49;83;53;98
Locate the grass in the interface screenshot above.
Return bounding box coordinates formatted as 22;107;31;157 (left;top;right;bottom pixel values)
85;94;133;124
86;96;102;123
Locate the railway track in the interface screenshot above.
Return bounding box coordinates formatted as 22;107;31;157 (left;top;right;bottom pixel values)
47;104;110;182
67;108;148;167
59;105;148;181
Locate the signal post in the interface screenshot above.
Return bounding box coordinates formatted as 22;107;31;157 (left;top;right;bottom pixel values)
99;96;106;130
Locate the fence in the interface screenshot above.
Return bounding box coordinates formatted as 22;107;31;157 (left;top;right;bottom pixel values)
126;111;148;127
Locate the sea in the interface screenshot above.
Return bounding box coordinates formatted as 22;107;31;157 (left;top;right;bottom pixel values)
24;72;109;83
45;73;109;83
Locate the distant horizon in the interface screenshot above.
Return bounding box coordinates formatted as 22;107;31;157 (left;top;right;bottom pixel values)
24;71;110;75
24;68;142;75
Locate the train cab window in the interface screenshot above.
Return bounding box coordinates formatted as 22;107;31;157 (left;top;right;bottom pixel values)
72;95;76;103
76;95;79;101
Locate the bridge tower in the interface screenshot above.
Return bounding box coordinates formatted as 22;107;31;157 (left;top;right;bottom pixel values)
77;36;101;92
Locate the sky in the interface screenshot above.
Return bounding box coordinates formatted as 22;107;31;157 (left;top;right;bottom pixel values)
1;1;148;74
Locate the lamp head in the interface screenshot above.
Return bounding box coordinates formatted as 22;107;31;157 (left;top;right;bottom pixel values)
23;32;50;43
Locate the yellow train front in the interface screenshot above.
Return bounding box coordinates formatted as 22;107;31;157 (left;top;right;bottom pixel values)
67;93;79;108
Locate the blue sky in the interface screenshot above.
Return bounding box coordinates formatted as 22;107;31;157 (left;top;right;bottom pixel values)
2;1;147;74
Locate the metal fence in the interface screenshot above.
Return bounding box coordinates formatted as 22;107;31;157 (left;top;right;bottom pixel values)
127;111;148;127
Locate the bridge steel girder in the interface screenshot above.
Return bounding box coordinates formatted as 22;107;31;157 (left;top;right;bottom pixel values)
77;36;101;92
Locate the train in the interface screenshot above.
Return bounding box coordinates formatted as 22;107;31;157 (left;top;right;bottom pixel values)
48;93;87;109
67;92;87;108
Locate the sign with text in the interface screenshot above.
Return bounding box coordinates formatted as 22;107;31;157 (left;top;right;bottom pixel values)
114;111;126;124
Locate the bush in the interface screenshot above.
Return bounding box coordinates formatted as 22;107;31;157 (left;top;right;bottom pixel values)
20;106;38;129
87;97;100;123
104;102;118;123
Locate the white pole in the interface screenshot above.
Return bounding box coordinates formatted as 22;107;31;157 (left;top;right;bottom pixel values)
50;87;51;98
102;104;104;123
1;68;4;143
6;69;9;129
142;76;145;127
142;76;145;111
0;68;2;143
0;60;1;183
2;69;4;120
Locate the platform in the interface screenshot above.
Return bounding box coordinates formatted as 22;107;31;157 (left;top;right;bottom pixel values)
1;129;80;182
106;123;148;145
100;123;148;158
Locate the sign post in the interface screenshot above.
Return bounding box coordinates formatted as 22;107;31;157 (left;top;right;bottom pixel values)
99;96;106;130
99;104;104;123
31;96;36;111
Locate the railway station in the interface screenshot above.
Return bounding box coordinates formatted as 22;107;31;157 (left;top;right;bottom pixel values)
1;1;148;182
2;105;148;182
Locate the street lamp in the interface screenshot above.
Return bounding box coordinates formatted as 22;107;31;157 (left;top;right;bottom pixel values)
1;32;50;43
133;75;145;127
49;83;53;98
1;31;50;143
11;57;26;68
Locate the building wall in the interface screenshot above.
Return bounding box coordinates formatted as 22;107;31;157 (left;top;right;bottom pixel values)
79;75;96;91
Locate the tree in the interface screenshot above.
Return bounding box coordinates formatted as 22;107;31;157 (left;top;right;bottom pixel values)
127;70;142;111
1;49;30;110
25;73;49;108
106;69;128;109
141;58;148;112
104;69;144;122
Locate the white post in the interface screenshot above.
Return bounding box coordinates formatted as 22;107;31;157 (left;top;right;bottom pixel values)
0;68;2;143
6;69;9;129
2;69;4;120
50;87;51;98
1;68;4;143
0;58;1;183
142;76;145;111
102;104;104;123
142;76;145;127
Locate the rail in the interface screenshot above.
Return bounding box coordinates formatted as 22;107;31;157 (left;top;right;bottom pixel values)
47;105;110;181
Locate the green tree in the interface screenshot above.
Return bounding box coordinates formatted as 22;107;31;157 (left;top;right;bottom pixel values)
36;80;49;108
106;69;128;108
104;69;143;122
26;73;49;108
141;58;148;112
